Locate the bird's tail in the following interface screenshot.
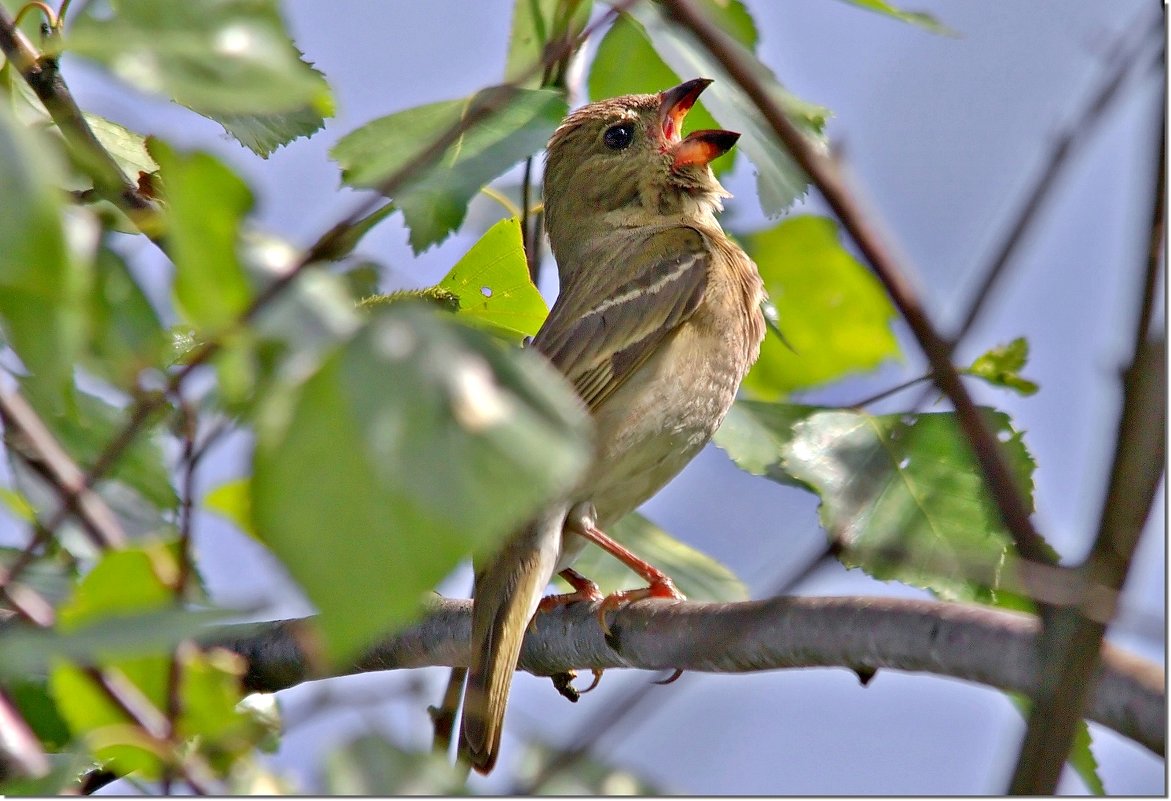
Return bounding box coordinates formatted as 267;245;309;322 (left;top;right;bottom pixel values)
459;508;564;774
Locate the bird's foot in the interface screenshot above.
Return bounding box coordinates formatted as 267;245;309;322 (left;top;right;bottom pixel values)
596;576;685;635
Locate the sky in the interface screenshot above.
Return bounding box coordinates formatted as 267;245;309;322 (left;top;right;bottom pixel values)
33;0;1168;794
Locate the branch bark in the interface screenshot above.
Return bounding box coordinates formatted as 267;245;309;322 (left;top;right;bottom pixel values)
208;595;1165;756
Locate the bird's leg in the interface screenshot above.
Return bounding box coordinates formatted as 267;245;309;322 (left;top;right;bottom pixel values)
536;567;606;694
536;567;605;614
565;502;686;633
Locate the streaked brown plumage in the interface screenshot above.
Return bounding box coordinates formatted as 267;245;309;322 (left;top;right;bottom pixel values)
459;79;765;774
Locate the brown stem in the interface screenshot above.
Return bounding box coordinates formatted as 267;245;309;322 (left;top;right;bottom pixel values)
657;0;1052;570
1007;85;1166;795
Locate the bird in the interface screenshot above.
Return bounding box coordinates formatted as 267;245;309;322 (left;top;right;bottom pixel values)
458;78;766;774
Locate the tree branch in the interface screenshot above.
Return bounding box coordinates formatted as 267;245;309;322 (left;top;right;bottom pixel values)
0;6;158;222
1008;87;1167;793
657;0;1052;572
208;595;1165;756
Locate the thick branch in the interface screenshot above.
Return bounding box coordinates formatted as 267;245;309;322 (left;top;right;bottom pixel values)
209;596;1164;756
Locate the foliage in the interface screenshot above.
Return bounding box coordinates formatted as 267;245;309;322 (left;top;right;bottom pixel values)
0;0;1116;795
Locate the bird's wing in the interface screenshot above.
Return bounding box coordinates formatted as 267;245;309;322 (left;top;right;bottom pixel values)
532;226;709;413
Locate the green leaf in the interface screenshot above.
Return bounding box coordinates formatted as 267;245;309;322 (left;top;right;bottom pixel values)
324;735;470;795
56;543;177;631
0;608;227;676
251;304;591;660
516;741;659;794
332;86;567;252
0;547;75;606
204;56;334;157
568;512;748;602
0;104;84;398
437;216;548;342
84;113;159;179
835;0;956;35
174;646;264;773
1068;718;1106;795
6;678;72;751
65;0;334;117
965;337;1039;397
505;0;594;88
205;478;256;540
740;215;900;397
627;4;830;215
588;11;735;176
83;243;168;390
19;379;179;512
716;401;1041;606
149;140;253;331
1008;694;1105;795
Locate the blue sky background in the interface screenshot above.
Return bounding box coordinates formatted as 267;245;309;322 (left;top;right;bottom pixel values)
35;0;1165;794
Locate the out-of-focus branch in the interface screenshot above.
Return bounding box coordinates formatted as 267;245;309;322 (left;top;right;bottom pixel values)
953;8;1164;345
1008;91;1167;794
0;6;158;225
207;596;1165;756
656;0;1052;570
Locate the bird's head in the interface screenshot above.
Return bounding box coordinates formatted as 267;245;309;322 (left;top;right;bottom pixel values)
542;78;739;264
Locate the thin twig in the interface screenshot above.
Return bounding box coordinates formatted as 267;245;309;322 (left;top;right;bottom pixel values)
30;1;639;537
657;0;1052;572
951;5;1164;348
0;6;158;223
1007;85;1166;795
82;666;215;795
0;389;125;552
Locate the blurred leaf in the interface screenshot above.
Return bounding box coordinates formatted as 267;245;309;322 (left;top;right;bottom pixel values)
150;141;253;331
207;57;333;156
835;0;956;35
323;202;397;263
0;547;75;606
589;11;735;176
716;401;1044;606
505;0;594;88
84;114;159;179
174;645;263;773
516;741;659;794
49;662;168;779
0;749;93;796
332;86;566;252
56;543;176;630
0;104;84;399
83;244;168;390
965;337;1039;397
47;544;178;779
66;0;334;117
19;380;178;512
740;215;900;397
251;304;591;660
205;478;255;540
0;608;227;676
437;216;548;342
324;735;469;795
628;3;829;215
0;486;35;521
569;512;748;601
6;678;72;751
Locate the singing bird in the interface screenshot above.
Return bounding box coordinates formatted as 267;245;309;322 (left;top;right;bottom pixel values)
459;78;766;774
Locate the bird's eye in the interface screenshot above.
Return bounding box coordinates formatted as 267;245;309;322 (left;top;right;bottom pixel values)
602;122;635;150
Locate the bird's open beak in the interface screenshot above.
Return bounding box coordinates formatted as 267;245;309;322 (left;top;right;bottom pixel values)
657;78;740;168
